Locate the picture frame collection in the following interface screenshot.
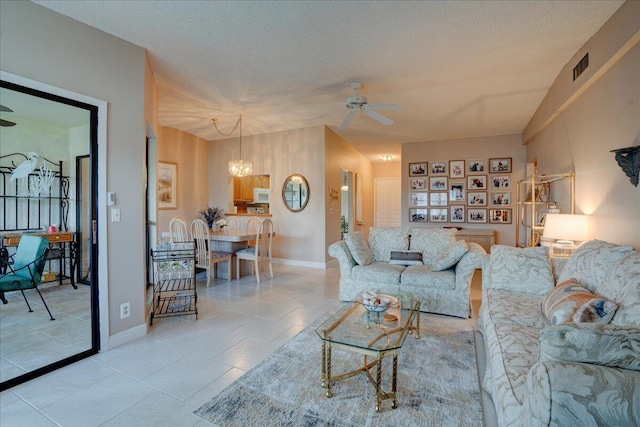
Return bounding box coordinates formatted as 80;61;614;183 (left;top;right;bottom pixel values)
408;158;512;224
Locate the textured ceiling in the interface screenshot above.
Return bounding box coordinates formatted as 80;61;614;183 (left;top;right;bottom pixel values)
33;0;623;162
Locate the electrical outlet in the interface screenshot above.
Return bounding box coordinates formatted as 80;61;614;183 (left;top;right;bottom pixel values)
120;301;130;319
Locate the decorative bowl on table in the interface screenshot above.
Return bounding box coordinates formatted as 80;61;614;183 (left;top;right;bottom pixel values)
355;290;398;313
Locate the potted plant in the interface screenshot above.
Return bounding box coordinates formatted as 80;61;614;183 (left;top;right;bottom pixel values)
199;205;224;229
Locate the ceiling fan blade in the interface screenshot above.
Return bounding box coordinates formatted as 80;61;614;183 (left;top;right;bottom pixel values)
0;119;16;127
339;110;357;129
365;103;401;111
363;109;393;126
0;105;14;113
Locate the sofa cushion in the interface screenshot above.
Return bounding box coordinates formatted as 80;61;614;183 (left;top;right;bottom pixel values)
538;324;640;371
597;252;640;328
343;231;374;266
409;227;457;265
352;262;404;284
558;240;635;292
482;289;548;329
368;227;410;262
401;265;455;290
486;245;554;295
542;279;617;325
432;240;469;271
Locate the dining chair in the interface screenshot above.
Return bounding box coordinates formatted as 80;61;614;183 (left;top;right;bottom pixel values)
169;216;189;243
190;218;231;286
235;218;273;282
0;235;55;320
225;216;240;234
245;216;262;248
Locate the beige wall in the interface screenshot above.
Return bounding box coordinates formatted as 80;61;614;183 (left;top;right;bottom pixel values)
373;161;402;179
524;1;640;248
402;134;525;245
1;1;148;338
157;126;210;231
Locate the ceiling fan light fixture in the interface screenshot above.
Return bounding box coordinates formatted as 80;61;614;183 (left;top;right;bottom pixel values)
212;114;253;177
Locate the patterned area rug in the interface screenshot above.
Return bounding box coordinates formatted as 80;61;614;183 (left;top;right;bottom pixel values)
195;311;482;427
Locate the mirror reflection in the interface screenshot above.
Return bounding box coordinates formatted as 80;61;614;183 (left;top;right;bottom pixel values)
0;83;96;388
282;174;309;212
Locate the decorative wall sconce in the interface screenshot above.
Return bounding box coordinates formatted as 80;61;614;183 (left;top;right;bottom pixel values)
610;145;640;187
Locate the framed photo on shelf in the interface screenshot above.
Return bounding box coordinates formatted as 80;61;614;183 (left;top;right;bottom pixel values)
450;206;465;223
429;161;447;175
449;160;465;178
429;192;448;206
410;178;427;191
467;159;486;174
468;208;487;223
467;191;487;206
491;191;511;206
409;192;428;207
409;208;428;222
490;208;512;224
158;161;178;209
449;182;465;203
430;208;448;222
409;162;427;177
489;158;512;173
467;175;487;190
490;175;511;189
429;176;448;191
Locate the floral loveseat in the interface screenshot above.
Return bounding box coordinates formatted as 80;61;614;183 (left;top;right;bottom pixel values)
478;240;640;426
328;227;486;318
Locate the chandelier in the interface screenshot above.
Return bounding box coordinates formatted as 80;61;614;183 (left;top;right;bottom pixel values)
211;114;253;177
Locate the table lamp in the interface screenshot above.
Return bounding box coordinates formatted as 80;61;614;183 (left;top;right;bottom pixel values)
542;214;589;257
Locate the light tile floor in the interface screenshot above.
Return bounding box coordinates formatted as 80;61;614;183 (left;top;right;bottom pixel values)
1;265;483;427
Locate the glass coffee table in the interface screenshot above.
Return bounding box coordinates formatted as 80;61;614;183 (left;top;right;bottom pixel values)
314;295;422;412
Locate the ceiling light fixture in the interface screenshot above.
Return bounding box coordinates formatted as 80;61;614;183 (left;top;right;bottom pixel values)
380;154;393;161
211;114;253;177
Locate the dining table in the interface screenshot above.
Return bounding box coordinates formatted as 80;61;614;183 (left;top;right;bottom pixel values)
207;229;275;280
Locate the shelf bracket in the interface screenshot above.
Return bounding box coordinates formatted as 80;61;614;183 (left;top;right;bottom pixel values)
610;145;640;187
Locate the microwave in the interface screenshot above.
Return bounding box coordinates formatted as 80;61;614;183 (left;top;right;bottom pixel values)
253;188;270;204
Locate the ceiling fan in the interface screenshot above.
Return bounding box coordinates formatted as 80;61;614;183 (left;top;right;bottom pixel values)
319;82;401;129
1;105;16;127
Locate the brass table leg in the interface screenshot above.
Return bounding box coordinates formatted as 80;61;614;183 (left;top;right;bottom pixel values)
375;354;383;412
321;341;333;398
391;354;398;409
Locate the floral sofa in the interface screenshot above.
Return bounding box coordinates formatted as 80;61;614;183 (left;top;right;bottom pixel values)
328;227;486;318
478;240;640;426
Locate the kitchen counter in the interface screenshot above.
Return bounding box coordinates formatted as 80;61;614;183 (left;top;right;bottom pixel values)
225;213;272;217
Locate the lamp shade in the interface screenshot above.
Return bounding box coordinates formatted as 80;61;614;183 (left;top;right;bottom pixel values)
543;214;589;242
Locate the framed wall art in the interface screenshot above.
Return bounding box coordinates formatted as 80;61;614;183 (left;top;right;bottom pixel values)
449;182;465;203
158;161;178;209
430;208;448;222
468;208;487;223
467;191;487;206
491;191;511;206
489;158;512;173
409;162;427;176
409;208;428;222
490;175;511;189
429;176;448;191
410;178;427;191
467;175;487;190
429;192;448;206
490;208;512;224
429;161;447;175
449;160;465;178
409;192;428;207
467;159;486;174
450;206;465;223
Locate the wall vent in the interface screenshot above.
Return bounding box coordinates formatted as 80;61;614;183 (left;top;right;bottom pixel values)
573;53;589;81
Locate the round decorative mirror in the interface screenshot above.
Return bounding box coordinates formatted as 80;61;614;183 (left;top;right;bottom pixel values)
282;174;309;212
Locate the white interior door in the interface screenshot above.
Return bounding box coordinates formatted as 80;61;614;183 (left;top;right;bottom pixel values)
374;178;401;227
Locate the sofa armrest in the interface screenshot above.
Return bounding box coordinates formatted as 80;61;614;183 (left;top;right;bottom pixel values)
538;323;640;371
524;360;640;426
328;241;356;278
454;242;487;290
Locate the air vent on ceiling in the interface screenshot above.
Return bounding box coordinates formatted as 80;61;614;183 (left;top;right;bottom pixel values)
573;53;589;81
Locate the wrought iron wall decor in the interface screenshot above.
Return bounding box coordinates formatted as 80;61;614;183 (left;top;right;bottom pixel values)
610;145;640;187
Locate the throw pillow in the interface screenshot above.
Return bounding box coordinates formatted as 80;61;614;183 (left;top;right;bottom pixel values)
343;231;374;266
389;251;423;266
542;279;618;325
432;240;469;271
409;227;457;265
486;245;554;295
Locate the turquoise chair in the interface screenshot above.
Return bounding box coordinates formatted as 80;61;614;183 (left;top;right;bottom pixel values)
0;235;54;320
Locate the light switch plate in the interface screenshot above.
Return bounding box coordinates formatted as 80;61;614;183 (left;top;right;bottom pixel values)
111;208;121;222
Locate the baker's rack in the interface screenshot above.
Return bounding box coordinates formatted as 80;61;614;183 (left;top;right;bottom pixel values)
150;241;197;324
